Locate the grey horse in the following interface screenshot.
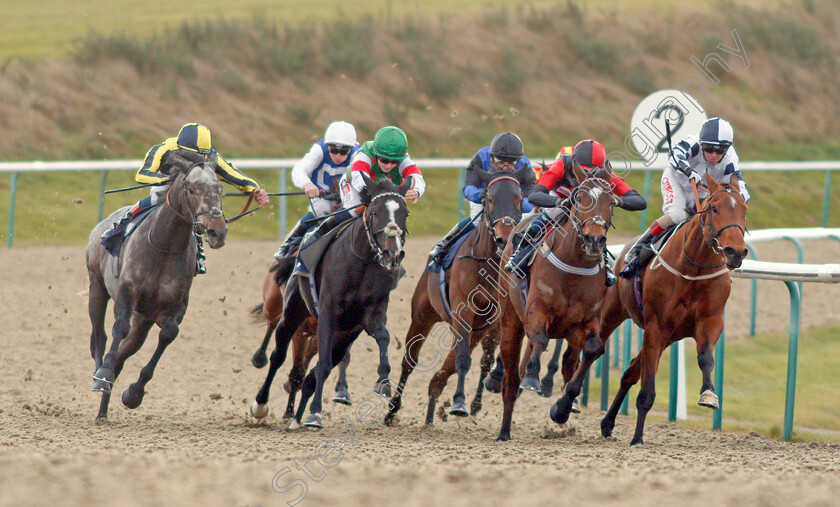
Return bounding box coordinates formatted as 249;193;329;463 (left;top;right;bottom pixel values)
86;153;227;421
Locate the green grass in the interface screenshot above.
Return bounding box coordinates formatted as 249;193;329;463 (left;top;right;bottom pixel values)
585;323;840;442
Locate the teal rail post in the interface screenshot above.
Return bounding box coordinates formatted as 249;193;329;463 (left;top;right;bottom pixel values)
746;243;758;336
713;314;725;431
620;320;632;415
600;342;610;411
782;235;804;298
458;167;466;220
668;343;678;422
7;171;18;248
98;170;108;223
639;170;653;233
783;280;801;441
278;169;287;239
822;170;832;227
581;368;589;408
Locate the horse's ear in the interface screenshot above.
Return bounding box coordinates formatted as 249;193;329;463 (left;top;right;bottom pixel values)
397;177;413;197
206;151;218;167
728;173;741;193
513;164;531;184
571;160;587;184
475;168;495;186
704;170;718;190
359;172;375;204
167;153;193;174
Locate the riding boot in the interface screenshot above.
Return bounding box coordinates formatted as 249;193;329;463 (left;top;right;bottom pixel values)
504;220;544;272
101;202;143;253
195;232;206;275
429;218;471;264
274;219;309;259
619;228;656;278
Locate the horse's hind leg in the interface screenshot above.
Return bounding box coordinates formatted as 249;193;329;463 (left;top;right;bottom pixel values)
470;326;499;416
92;292;133;393
332;347;352;405
550;328;605;426
539;339;564;398
283;324;316;419
520;332;549;393
601;353;642;438
120;314;174;409
484;352;504;393
252;274;285;368
252;288;309;419
88;274;111;421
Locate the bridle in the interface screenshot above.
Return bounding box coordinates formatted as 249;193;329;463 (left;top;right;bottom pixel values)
567;176;612;253
150;163;224;253
362;191;407;267
681;186;746;268
483;176;521;243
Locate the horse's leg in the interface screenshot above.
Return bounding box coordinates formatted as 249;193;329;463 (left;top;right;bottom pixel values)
332;347;352;405
92;291;133;392
497;304;525;441
88;273;112;421
601;354;642;438
597;286;634;436
484;352;505;393
470;326;499;416
301;330;354;429
385;283;440;425
251;287;309;419
253;276;285;368
520;332;549;392
448;319;474;417
283;324;314;419
630;334;667;447
550;327;606;425
539;339;565;398
365;307;392;398
120;313;177;409
425;343;460;425
695;317;725;409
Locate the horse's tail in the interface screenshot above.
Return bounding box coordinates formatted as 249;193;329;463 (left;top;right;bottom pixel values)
271;256;296;287
250;303;265;322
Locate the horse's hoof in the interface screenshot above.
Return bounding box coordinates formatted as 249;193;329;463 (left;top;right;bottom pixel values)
630;439;644;447
95;415;109;424
332;389;352;406
449;402;469;417
304;413;323;428
289;419;301;430
282;410;294;420
484;375;502;394
373;381;391;398
250;400;269;419
601;417;614;438
697;389;719;409
121;386;144;409
496;433;511;442
283;381;291;394
570;399;581;414
539;382;554;398
519;375;541;393
549;400;570;425
251;351;268;369
91;368;115;393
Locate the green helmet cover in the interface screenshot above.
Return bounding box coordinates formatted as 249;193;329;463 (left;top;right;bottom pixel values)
373;126;408;160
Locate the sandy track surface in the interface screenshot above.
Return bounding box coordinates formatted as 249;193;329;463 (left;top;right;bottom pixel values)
1;237;839;506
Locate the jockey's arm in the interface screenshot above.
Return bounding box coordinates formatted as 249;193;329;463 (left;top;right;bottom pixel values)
461;154;485;204
135;143;171;184
527;160;565;208
214;153;269;206
399;156;424;203
723;151;751;203
291;143;325;196
609;174;647;211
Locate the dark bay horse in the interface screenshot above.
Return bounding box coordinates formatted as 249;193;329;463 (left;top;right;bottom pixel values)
87;154;227;421
250;174;411;428
496;163;615;441
385;167;530;425
600;172;748;446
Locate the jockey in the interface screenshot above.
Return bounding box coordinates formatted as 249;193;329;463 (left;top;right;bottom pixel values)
298;126;424;254
101;123;269;274
504;139;647;284
428;132;536;264
273;121;360;259
620;117;750;278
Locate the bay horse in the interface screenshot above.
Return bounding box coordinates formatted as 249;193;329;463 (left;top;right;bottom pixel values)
600;172;748;446
250;174;411;428
384;166;530;425
87;153;227;421
496;163;615;441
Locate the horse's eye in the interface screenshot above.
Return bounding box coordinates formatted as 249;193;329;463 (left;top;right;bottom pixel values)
187;187;195;195
711;205;718;213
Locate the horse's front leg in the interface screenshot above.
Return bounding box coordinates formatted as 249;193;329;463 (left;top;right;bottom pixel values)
484;352;505;394
332;348;352;405
448;318;473;417
364;306;392;397
92;292;133;393
471;325;499;416
550;326;605;425
695;317;725;410
520;331;549;393
121;311;179;410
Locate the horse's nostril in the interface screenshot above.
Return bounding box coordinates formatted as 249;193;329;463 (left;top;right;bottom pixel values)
207;230;216;238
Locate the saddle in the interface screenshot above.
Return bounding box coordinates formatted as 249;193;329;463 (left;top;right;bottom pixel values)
101;206;157;257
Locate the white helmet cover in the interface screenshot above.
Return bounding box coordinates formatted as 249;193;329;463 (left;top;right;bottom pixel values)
324;121;357;147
